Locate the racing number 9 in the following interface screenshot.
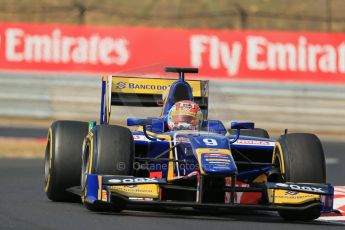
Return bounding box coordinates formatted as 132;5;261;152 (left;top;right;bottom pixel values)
203;138;218;146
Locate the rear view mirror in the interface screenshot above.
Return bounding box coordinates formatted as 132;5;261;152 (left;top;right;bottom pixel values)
127;117;165;133
127;117;164;141
127;118;153;127
229;122;255;144
231;122;254;130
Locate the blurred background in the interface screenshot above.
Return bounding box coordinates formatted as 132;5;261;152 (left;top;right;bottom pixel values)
0;0;345;158
0;0;344;31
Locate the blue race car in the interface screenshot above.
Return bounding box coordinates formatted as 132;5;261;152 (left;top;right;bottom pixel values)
44;67;337;221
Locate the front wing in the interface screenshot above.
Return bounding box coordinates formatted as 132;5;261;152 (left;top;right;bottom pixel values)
84;174;335;213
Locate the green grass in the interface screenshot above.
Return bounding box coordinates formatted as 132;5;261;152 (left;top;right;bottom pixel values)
0;0;344;31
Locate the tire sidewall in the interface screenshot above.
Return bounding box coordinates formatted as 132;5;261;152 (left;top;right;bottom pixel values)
274;133;326;183
44;121;88;201
81;124;133;211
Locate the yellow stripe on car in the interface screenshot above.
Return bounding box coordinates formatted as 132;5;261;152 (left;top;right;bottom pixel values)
44;128;53;193
273;189;320;204
253;174;268;183
87;132;94;174
110;184;159;199
273;142;285;175
97;175;102;200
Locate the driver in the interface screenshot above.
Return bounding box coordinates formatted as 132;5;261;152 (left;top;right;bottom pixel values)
167;100;203;131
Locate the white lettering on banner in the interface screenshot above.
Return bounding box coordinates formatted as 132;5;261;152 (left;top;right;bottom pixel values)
267;42;297;71
190;34;345;77
298;37;307;71
246;35;345;74
4;28;130;65
339;44;345;73
247;36;267;70
190;35;242;76
6;28;24;62
190;35;208;67
319;45;337;73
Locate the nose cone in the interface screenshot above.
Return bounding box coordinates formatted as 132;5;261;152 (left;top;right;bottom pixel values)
199;153;237;175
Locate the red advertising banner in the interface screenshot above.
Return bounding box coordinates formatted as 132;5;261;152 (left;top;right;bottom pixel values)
0;22;345;83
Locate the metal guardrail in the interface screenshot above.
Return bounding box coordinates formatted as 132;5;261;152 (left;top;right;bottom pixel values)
1;72;345;138
0;72;101;119
209;81;345;135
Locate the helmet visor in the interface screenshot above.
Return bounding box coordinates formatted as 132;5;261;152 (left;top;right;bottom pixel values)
172;114;197;124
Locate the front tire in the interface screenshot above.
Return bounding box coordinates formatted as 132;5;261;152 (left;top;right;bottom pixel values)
273;133;326;183
81;125;134;212
273;133;326;221
44;120;88;202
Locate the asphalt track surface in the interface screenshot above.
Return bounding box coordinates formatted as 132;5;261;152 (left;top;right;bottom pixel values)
0;128;344;229
0;126;47;138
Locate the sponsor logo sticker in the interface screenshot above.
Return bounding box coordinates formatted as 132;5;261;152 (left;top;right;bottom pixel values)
234;139;275;146
110;184;159;198
108;177;159;184
115;81;126;89
111;77;202;96
274;189;320;204
275;183;325;193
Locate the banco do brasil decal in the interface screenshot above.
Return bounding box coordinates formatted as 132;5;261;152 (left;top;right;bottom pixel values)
115;82;126;89
128;83;169;90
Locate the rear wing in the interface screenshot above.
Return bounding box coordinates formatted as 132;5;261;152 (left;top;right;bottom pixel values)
100;76;209;124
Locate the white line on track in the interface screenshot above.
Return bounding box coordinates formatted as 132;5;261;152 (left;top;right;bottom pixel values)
318;216;345;223
326;157;339;165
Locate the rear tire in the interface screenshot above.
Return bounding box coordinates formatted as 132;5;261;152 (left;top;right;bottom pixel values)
81;125;134;212
44;121;88;202
230;128;270;138
273;133;326;221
